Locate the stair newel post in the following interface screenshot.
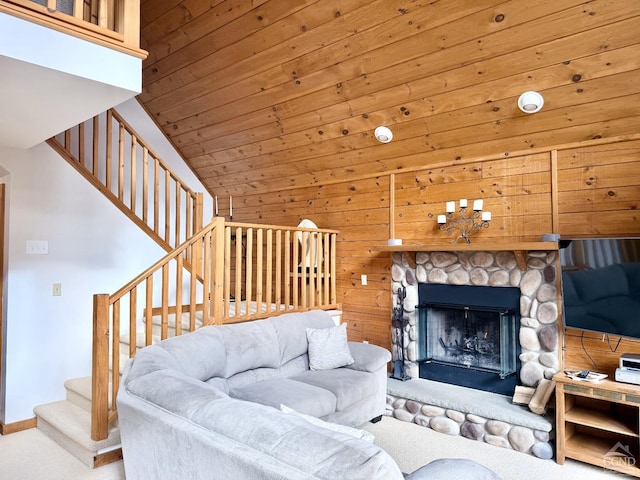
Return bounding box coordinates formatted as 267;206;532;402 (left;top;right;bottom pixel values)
91;293;110;441
210;216;226;325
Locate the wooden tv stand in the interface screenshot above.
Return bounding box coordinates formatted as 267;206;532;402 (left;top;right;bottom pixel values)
554;372;640;477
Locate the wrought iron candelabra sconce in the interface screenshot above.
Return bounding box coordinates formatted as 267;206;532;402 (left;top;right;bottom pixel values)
437;199;491;244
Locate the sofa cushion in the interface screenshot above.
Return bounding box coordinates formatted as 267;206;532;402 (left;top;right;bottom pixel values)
218;318;280;377
156;326;227;381
306;323;354;371
269;310;335;365
230;378;337;418
279;404;375;443
291;368;377;411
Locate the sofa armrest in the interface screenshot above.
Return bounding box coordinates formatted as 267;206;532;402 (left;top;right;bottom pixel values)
347;342;391;373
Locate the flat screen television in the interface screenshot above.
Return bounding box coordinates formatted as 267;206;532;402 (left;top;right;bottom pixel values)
560;238;640;340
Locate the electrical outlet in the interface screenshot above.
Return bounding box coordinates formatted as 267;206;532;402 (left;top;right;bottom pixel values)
361;274;367;285
52;283;62;296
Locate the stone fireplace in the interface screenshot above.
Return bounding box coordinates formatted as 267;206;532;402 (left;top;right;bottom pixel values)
386;248;559;459
391;249;560;388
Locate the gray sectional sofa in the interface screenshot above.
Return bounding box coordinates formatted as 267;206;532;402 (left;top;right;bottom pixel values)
117;309;501;479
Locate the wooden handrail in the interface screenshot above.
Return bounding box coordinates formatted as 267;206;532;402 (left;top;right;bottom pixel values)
47;108;205;254
91;218;339;440
0;0;147;58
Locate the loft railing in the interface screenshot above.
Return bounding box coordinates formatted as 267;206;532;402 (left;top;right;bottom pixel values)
0;0;146;58
48;109;204;253
91;217;339;440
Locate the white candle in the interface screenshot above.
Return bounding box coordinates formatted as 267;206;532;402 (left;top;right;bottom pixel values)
229;195;233;218
437;215;446;224
473;199;483;211
446;201;455;213
459;198;467;208
482;211;491;221
215;195;219;216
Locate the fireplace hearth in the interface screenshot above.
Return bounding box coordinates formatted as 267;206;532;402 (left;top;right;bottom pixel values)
416;284;520;395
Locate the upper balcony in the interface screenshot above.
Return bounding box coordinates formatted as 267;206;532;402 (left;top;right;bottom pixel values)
0;0;147;149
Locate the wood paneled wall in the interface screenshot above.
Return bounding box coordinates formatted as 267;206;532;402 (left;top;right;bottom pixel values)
138;0;640;369
234;137;640;366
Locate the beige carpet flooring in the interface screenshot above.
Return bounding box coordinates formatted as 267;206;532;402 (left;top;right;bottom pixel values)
0;417;621;479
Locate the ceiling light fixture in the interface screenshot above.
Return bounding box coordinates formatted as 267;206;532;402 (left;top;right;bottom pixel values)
517;91;544;114
374;126;393;143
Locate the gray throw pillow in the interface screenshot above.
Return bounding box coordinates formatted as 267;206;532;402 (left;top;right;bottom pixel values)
306;323;354;370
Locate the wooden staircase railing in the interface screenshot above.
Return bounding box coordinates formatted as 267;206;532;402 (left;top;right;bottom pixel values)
91;217;339;440
47;109;205;253
0;0;146;58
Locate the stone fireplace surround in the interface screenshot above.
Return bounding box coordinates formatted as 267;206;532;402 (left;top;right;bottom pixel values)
387;248;559;459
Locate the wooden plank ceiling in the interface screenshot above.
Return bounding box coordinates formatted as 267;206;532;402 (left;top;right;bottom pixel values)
138;0;640;198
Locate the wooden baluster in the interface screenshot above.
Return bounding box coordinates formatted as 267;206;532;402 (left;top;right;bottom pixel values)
92;115;99;176
245;228;253;317
175;255;183;335
153;158;159;235
130;134;137;212
224;226;232;318
255;228;263;313
324;232;330;305
175;181;181;247
128;287;136;357
142;147;148;225
330;233;337;305
275;230;282;313
164;170;170;244
234;227;242;318
73;0;83;21
292;231;299;309
265;229;273;313
78;121;85;168
145;275;153;345
211;217;225;324
117;123;124;201
189;241;197;331
300;231;308;309
201;231;211;324
91;293;110;441
161;263;168;339
284;230;290;311
105;110;112;191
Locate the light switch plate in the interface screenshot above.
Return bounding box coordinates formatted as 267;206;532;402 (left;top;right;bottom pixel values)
26;240;48;255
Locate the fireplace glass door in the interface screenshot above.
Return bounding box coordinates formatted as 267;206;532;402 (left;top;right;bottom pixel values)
417;303;517;379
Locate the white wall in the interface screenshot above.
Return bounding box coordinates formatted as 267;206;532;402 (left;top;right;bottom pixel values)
0;101;213;423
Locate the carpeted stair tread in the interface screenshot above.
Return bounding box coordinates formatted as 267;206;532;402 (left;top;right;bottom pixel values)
34;400;120;467
65;377;114;412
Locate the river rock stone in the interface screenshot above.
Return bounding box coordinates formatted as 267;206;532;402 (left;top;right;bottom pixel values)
527;258;547;269
404;286;419;312
448;269;470;285
466;414;487;424
519;351;538;363
394;408;415;422
543;265;556;282
428;268;448;284
430;416;460;435
485;435;512;449
469;268;489;285
532;441;554;459
445;410;465;423
406;400;421;414
405;268;416;285
510;268;522;287
520;361;545;386
536;283;556;302
539;352;558;369
488;270;509;286
508;426;535;452
485;420;510;436
416;265;428;282
461;421;485;440
537;302;558;324
414;415;431;427
470;252;494;268
520;269;542;296
421;405;445;417
392;263;405;282
520;327;541;351
393;398;406;409
416;252;430;264
496;251;517;269
539;325;558;351
520;317;540;329
520;296;532;317
431;252;459;268
457;253;471;270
